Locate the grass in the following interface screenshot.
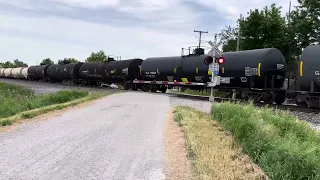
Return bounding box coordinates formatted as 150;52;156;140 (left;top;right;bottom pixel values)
173;106;267;180
0;82;110;126
211;101;320;180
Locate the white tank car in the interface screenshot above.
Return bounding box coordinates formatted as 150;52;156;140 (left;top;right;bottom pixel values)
21;67;29;79
0;68;3;77
11;68;24;78
4;68;13;77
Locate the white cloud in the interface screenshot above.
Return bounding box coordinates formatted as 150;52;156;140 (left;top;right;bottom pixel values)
196;0;298;25
0;14;206;65
47;0;121;8
0;0;300;66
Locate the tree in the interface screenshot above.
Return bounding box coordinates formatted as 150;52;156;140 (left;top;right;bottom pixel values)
0;60;27;68
239;4;287;50
289;0;320;49
217;25;238;52
58;58;79;65
86;50;108;62
13;59;28;67
40;58;54;65
222;39;238;52
2;61;14;68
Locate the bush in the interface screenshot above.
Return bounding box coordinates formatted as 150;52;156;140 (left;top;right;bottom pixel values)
211;102;320;180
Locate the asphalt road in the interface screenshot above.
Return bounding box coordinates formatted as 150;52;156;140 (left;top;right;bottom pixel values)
0;92;171;180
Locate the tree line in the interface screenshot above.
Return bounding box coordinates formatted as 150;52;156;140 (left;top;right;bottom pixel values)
0;50;112;68
217;0;319;75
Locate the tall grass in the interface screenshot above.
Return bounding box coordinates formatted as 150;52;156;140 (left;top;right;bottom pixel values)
0;82;89;119
211;102;320;180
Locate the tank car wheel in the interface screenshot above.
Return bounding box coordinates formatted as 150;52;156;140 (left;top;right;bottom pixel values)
160;85;167;93
131;84;138;91
123;84;130;90
295;95;309;107
274;93;286;105
142;85;150;92
151;85;157;92
240;91;249;101
262;92;275;104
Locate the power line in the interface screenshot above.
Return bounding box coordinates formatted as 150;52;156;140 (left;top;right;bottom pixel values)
194;30;208;48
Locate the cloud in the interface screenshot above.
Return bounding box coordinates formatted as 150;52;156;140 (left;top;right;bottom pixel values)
0;0;295;66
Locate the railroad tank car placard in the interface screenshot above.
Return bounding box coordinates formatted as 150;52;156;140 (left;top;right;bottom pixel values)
195;76;204;82
277;64;285;69
122;67;128;75
244;67;258;76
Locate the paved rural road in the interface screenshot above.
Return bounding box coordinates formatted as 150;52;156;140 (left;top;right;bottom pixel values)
0;92;171;180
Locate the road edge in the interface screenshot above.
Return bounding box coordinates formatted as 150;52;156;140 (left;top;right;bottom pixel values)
164;107;194;180
0;93;113;134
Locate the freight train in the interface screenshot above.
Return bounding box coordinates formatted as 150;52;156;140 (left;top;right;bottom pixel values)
0;44;320;108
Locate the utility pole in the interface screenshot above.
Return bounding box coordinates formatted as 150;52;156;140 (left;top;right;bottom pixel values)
288;1;292;23
236;14;242;51
194;30;208;48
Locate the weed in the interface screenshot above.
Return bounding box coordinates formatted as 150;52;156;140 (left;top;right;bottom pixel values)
211;102;320;180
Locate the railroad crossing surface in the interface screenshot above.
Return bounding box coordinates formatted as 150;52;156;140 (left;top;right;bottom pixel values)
0;92;172;179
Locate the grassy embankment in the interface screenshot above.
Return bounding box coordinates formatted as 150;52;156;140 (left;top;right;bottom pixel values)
174;102;320;180
0;82;109;126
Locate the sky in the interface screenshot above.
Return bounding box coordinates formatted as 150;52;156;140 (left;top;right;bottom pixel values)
0;0;298;66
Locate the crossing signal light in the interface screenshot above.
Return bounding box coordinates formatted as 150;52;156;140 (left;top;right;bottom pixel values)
204;56;213;65
217;57;225;64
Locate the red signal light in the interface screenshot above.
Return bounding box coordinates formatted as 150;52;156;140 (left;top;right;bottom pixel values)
217;57;225;64
204;56;213;65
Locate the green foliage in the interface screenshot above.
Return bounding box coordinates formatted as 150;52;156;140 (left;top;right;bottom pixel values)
218;1;320;74
218;25;238;52
211;102;320;180
0;82;88;119
58;58;79;65
290;0;320;50
86;50;108;62
40;58;54;65
0;59;28;68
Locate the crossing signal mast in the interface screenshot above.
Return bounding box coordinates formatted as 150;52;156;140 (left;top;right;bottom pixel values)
205;33;230;102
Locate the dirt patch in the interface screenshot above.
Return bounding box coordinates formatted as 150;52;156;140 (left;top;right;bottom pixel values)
164;107;194;180
0;96;108;134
